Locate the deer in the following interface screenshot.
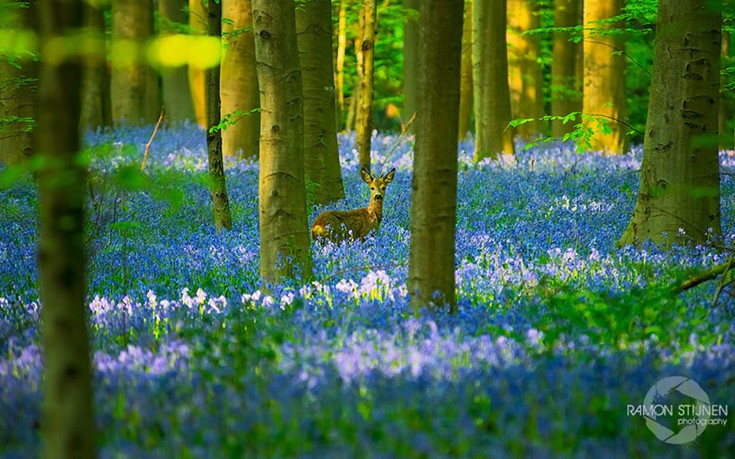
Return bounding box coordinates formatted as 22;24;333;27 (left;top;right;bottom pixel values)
311;167;396;243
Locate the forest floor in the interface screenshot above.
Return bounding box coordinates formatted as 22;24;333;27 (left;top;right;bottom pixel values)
1;124;734;457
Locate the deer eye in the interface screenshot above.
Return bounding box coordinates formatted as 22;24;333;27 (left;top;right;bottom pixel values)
371;187;375;191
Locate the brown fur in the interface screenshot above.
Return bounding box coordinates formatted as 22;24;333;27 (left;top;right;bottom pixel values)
312;168;396;243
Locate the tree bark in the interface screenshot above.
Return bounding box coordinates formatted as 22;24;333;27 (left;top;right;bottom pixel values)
335;0;348;130
473;0;515;160
296;0;345;205
158;0;196;123
619;0;721;247
583;0;627;154
551;0;581;138
507;0;543;139
111;0;160;125
221;0;260;159
252;0;313;284
355;0;376;171
457;0;473;140
410;0;463;312
37;0;97;455
206;0;232;231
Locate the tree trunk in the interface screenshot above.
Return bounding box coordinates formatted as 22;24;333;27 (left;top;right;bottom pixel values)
719;31;732;150
410;0;463;312
355;0;376;171
473;0;515;160
296;0;345;205
252;0;313;284
402;0;419;126
583;0;627;154
457;0;473;141
335;0;348;130
158;0;196;123
0;0;37;164
619;0;721;247
221;0;260;159
36;0;97;456
206;0;232;231
551;0;582;138
507;0;543;139
189;0;208;127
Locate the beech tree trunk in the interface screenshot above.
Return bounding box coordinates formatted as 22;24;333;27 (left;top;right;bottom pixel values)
189;0;207;127
402;0;419;126
221;0;260;159
619;0;721;247
296;0;345;205
252;0;313;283
551;0;581;138
410;0;463;312
37;0;97;455
457;0;473;141
158;0;196;123
355;0;376;171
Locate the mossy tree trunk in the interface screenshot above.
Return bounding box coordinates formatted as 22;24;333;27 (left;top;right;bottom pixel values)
252;0;313;284
551;0;581;138
355;0;376;171
457;0;473;141
221;0;260;159
296;0;345;205
473;0;514;160
409;0;463;312
583;0;627;154
619;0;722;247
37;0;97;456
111;0;159;125
206;0;232;231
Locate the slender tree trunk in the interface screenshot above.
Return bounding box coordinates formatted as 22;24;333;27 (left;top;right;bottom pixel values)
296;0;345;205
221;0;260;159
473;0;515;160
158;0;196;123
37;0;97;456
0;0;37;164
619;0;721;247
507;0;543;139
335;0;348;130
252;0;313;284
206;0;232;231
410;0;463;312
80;0;111;130
719;31;732;150
402;0;419;126
111;0;159;125
583;0;627;154
189;0;207;127
551;0;581;137
355;0;376;171
457;0;473;141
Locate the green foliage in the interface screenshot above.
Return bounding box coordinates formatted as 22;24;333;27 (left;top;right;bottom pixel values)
211;108;261;134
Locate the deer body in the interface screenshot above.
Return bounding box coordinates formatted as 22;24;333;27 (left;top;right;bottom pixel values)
311;168;396;243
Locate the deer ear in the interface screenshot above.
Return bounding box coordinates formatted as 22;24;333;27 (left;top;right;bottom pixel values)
383;168;396;183
360;168;372;183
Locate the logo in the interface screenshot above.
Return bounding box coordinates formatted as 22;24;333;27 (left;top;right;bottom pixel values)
627;376;729;444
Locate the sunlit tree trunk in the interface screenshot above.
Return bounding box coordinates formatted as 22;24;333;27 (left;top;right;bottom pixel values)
473;0;514;160
355;0;376;171
221;0;260;159
206;0;232;231
551;0;581;137
619;0;721;247
158;0;196;123
37;0;97;456
507;0;543;139
252;0;313;283
111;0;159;125
583;0;627;154
0;0;37;164
402;0;419;126
296;0;345;205
457;0;473;140
719;31;732;150
189;0;207;127
335;0;348;130
410;0;463;312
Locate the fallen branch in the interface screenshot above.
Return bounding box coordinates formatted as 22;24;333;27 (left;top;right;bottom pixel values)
673;257;735;294
141;107;165;171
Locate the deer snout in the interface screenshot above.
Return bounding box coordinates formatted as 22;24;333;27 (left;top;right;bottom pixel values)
374;193;383;201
